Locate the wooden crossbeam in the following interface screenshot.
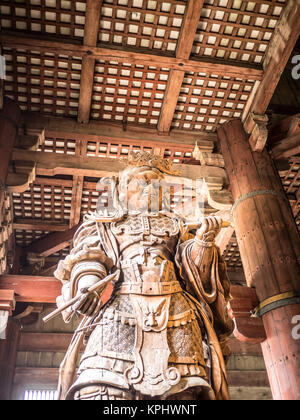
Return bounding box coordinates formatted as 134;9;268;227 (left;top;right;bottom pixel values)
0;33;264;80
13;220;69;232
158;0;205;133
0;274;258;309
0;275;62;303
12;149;229;182
22;112;216;148
24;225;79;258
77;0;102;124
271;131;300;160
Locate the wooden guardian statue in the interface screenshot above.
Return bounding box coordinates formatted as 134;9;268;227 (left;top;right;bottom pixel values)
52;151;234;400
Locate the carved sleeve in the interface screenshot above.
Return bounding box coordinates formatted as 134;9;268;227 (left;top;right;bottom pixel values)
54;219;114;321
176;237;234;358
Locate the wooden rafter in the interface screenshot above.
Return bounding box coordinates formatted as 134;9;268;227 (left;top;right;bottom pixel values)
0;33;264;80
24;224;79;258
69;175;84;228
158;0;205;133
69;140;85;228
77;0;102;124
271;131;300;160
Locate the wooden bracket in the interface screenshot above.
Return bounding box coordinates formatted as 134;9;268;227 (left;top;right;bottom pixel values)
0;289;15;316
244;112;269;152
230;285;266;343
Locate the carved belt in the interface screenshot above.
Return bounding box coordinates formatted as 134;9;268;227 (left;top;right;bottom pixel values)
118;280;182;296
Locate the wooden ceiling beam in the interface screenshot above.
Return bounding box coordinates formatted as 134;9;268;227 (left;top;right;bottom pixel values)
77;0;102;124
0;274;258;311
24;224;79;258
0;33;264;80
243;0;300;149
158;0;205;134
0;275;61;303
270;131;300;160
22;112;217;148
13;220;69;232
12;149;229;182
69;175;84;228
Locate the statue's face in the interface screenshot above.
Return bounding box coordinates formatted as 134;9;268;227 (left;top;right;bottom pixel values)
118;166;164;214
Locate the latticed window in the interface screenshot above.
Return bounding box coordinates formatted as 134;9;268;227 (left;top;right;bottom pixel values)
23;389;58;400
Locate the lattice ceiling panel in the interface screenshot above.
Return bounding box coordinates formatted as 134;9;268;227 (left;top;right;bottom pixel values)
222;236;243;269
99;0;187;52
14;229;50;247
91;60;170;125
81;181;108;219
86;138;193;163
171;71;255;131
3;47;81;116
193;0;286;64
38;135;77;155
0;0;86;39
12;180;73;222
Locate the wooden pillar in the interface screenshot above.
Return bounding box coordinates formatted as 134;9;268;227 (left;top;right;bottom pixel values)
218;119;300;400
0;318;20;400
0;97;21;209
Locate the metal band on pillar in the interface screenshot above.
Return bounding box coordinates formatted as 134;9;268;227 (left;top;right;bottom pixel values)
231;189;288;216
251;291;300;318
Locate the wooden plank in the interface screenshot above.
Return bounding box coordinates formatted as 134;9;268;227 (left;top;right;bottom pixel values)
77;0;102;124
0;33;264;80
24;225;79;258
227;371;269;388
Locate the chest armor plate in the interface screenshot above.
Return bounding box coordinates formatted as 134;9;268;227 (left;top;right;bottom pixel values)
111;214;180;238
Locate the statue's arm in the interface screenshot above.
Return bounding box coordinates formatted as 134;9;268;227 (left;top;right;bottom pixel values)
55;220;113;322
178;217;234;358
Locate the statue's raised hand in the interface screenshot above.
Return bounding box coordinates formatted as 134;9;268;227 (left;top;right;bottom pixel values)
196;216;222;244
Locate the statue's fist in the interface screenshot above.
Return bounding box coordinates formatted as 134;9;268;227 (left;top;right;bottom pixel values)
72;291;102;318
196;216;222;243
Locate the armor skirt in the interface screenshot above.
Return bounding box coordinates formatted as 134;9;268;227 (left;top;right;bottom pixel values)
66;291;215;400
